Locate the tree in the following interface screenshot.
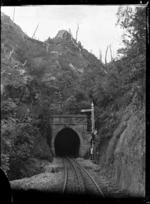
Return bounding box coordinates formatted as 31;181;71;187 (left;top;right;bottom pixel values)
116;6;146;101
75;23;79;42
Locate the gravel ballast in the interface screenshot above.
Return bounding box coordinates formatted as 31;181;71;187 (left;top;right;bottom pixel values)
10;158;64;192
10;157;125;197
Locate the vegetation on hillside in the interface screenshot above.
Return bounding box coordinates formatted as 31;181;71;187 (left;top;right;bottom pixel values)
92;6;146;149
1;12;105;179
1;6;146;182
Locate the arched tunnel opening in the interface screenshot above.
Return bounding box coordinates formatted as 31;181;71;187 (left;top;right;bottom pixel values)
54;128;80;157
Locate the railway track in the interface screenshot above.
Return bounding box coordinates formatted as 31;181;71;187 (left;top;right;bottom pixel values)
62;157;104;197
63;157;85;194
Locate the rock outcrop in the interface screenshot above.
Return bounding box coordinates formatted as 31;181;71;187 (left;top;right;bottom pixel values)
55;30;72;41
99;93;145;196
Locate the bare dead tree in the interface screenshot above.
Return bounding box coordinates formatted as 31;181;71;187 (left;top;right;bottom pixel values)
69;28;71;35
99;49;102;61
69;28;76;45
8;47;14;60
22;60;27;67
46;43;49;52
75;23;79;42
109;45;113;62
69;28;73;40
105;45;109;65
12;7;15;22
32;22;39;38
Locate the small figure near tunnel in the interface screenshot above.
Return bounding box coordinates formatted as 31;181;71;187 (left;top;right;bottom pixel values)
54;128;80;157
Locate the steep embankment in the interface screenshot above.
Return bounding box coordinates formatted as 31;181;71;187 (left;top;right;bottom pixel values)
1;13;53;179
1;12;106;180
94;6;146;197
98;93;145;196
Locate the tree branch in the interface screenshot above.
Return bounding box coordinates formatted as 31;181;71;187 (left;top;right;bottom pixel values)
105;46;109;64
109;45;113;62
76;23;79;42
32;23;39;38
8;47;14;60
12;7;15;22
99;49;102;61
22;60;27;67
46;43;49;52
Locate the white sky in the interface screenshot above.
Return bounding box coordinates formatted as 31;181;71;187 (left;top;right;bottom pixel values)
1;5;127;62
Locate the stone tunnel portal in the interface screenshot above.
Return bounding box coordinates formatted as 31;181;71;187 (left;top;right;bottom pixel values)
54;128;80;157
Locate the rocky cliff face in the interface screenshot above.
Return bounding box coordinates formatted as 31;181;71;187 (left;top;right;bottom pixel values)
98;93;145;196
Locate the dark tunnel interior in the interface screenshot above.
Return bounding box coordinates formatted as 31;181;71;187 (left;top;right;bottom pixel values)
54;128;80;157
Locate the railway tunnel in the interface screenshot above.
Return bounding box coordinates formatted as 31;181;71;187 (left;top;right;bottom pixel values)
54;128;80;157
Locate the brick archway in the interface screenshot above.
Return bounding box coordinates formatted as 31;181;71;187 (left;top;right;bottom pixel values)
50;115;91;157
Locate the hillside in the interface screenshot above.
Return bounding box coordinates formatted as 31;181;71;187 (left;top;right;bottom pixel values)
1;7;145;198
1;12;106;180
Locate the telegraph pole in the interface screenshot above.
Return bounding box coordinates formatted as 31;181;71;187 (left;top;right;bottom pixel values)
81;101;96;158
91;101;95;134
81;101;95;133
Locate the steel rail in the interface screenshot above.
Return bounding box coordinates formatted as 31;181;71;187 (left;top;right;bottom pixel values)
63;157;85;194
66;157;85;192
62;159;68;193
70;158;104;197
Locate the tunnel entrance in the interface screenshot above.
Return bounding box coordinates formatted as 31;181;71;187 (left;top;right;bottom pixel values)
54;128;80;157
